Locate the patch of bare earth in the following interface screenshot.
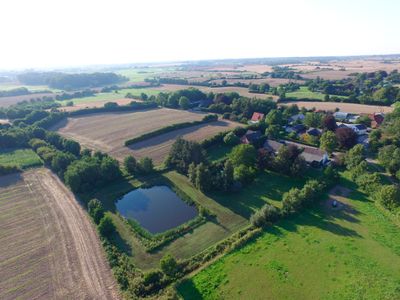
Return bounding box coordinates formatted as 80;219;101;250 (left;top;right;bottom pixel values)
0;169;119;300
279;101;394;114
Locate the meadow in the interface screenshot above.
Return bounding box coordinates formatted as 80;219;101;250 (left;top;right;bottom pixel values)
177;179;400;299
0;148;42;168
286;86;348;101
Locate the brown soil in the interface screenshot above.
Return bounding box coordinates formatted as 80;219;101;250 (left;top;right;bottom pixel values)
0;169;119;300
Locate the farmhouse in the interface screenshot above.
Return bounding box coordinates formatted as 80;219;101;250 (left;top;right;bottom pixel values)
306;128;322;137
284;141;329;167
249;112;265;124
285;124;306;135
369;113;384;128
241;130;263;144
263;139;284;155
289;113;305;123
334;111;351;121
346;124;368;135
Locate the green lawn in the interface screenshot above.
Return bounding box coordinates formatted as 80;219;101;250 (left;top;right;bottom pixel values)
115;67;175;82
57;88;161;106
286;86;347;101
177;181;400;299
207;144;234;162
0;149;42;169
0;83;60;93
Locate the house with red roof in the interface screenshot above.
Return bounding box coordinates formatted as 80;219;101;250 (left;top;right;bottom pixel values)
249;112;265;124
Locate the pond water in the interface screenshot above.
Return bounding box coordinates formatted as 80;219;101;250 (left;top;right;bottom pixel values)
115;185;198;234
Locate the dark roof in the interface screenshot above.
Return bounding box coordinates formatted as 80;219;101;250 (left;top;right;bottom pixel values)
293;124;306;133
285;141;327;163
354;124;367;130
307;128;321;136
243;130;262;142
263;139;284;153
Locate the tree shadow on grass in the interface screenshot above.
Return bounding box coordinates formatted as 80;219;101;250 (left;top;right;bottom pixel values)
278;208;362;238
210;171;306;220
111;229;133;256
177;279;204;300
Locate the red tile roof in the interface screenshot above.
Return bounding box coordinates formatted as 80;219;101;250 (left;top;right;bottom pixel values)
251;112;264;122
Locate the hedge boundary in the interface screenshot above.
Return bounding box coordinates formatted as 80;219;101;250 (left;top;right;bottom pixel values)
124;114;218;146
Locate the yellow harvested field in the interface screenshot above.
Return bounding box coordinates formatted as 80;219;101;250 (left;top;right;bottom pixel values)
53;108;234;163
113;119;238;164
0;169;118;300
280;101;394;114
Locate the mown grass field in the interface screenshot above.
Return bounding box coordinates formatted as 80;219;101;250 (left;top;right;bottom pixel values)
177;177;400;299
0;148;42;168
286;86;347;101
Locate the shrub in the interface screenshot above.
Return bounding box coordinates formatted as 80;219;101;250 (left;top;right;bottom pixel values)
375;185;400;210
251;204;280;227
138;157;154;174
223;131;240;146
123;155;138;175
88;199;105;224
160;254;180;278
233;164;256;184
98;215;116;238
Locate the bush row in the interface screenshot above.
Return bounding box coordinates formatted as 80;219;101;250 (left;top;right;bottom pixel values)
124;114;218;146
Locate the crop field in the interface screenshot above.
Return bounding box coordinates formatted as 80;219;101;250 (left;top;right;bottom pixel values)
53;108;209;162
279;100;395;114
178;184;400;299
152;84;279;101
118;119;238;164
0;169;118;300
0;148;42;169
0;92;55;108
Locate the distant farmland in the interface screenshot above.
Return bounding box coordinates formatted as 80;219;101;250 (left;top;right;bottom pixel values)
152;84;279;101
0;169;118;300
53;108;221;163
279;101;394;114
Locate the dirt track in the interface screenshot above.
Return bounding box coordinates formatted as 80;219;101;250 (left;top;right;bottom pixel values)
0;169;119;300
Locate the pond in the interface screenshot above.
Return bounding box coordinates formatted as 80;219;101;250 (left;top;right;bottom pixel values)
115;185;198;234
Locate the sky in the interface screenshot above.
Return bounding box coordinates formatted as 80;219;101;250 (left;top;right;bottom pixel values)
0;0;399;70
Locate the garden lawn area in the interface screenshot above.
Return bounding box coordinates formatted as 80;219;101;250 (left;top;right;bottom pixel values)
211;170;309;219
207;144;234;162
286;86;347;100
0;148;42;169
177;184;400;299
